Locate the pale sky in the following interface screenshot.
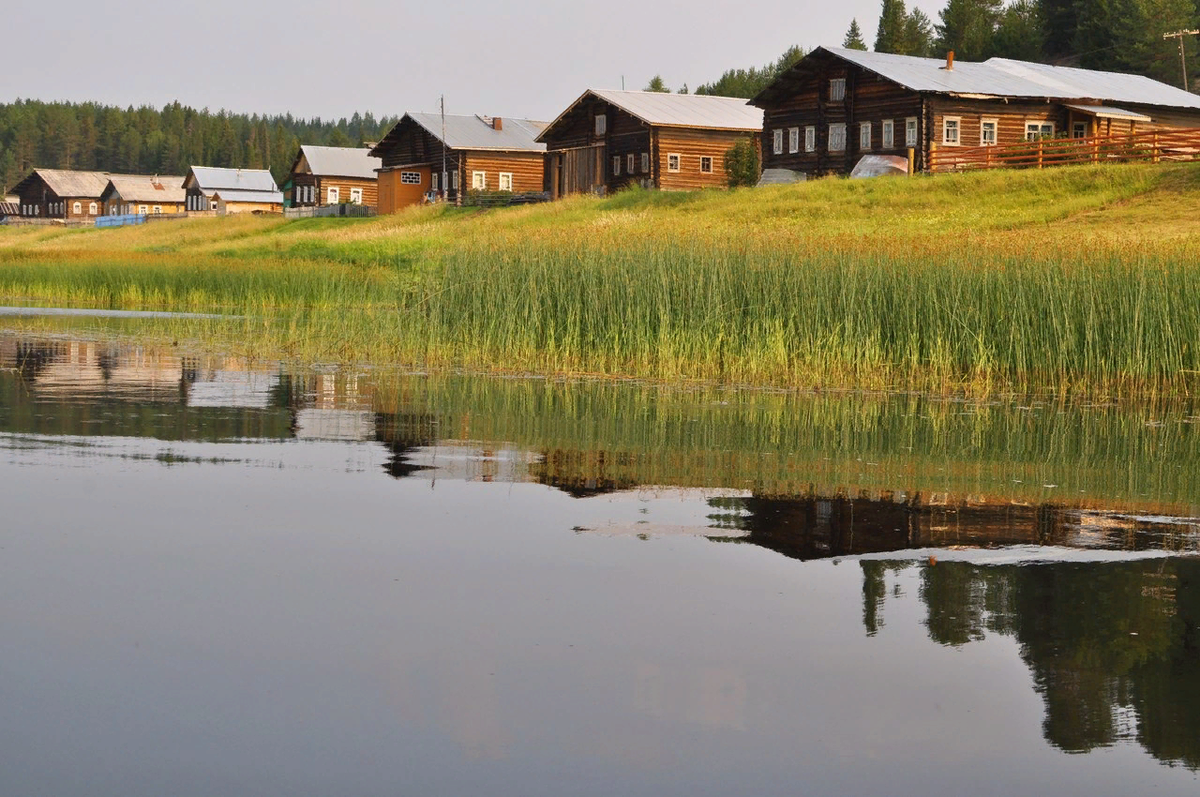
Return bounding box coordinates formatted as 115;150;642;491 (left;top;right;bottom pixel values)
6;0;946;122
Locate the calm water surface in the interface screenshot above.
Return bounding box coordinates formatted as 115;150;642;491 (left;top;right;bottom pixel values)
1;336;1198;796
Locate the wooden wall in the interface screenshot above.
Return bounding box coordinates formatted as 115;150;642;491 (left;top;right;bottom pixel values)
375;119;448;169
542;95;652;195
218;199;282;215
463;152;545;193
14;179;103;218
654;127;755;190
928;98;1064;150
378;166;431;214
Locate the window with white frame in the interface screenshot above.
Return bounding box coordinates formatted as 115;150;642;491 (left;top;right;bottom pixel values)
882;119;894;149
73;201;82;215
1025;121;1055;140
431;173;439;190
627;153;635;174
472;171;486;190
1072;121;1088;138
828;123;847;152
400;172;421;185
788;127;799;154
667;153;681;172
138;205;147;215
210;200;218;210
905;117;918;148
700;156;713;173
773;129;783;155
88;202;97;214
980;119;998;146
829;78;846;102
498;172;513;191
859;122;872;150
804;125;816;152
612;155;621;176
153;206;162;214
452;170;459;189
350;187;363;203
942;117;960;145
327;187;340;204
641;152;649;172
595;114;607;136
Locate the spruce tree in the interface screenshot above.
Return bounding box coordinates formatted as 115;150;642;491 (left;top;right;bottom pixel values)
936;0;1004;60
644;75;670;92
876;0;910;53
844;18;869;50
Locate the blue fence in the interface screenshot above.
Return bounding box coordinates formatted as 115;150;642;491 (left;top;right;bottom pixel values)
95;214;147;229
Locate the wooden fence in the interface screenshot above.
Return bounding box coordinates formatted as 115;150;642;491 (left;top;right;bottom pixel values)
928;127;1200;173
284;204;377;220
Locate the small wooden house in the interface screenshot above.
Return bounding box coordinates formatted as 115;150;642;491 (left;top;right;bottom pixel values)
369;113;547;213
285;145;382;208
183;167;283;214
537;90;763;197
100;174;187;216
752;46;1200;178
10;169;111;220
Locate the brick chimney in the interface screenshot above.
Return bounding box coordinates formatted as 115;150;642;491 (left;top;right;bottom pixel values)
492;117;503;131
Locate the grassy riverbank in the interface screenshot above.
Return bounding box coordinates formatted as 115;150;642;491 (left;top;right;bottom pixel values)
3;162;1200;396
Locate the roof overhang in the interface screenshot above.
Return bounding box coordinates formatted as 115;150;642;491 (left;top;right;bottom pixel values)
1065;103;1153;122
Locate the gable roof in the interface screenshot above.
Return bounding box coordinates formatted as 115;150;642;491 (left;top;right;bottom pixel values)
102;174;187;204
184;166;280;198
12;169;111;198
754;46;1200;111
539;89;763;141
294;145;381;179
370;113;547;158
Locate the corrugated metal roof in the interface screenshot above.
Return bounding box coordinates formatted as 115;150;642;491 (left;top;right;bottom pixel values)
17;169;111;198
805;47;1200;110
1065;104;1154;121
104;174;187;203
212;189;284;204
405;113;547;152
186;166;280;193
299;145;381;179
540;90;763;141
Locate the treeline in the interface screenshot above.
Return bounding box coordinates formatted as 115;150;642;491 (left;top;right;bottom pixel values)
0;100;399;193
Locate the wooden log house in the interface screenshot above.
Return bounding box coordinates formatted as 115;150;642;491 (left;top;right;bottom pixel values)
100;174;187;216
752;46;1200;178
285;145;382;208
10;169;111;220
537;90;763;198
369;113;547;213
182;166;283;214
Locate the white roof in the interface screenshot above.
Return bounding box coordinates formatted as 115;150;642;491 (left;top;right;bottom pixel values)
298;145;381;179
405;113;547;152
542;90;763;139
186;166;280;193
780;47;1200;110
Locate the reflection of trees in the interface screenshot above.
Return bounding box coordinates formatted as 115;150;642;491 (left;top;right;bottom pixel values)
887;559;1200;769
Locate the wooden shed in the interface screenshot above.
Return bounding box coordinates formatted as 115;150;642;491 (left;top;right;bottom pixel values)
182;166;283;214
10;169;111;220
538;90;763;197
285;145;382;208
752;46;1200;178
369;113;547;213
100;174;187;216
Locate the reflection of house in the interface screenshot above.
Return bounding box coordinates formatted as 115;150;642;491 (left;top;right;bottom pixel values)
182;166;283;214
100;174;187;216
285;145;381;208
538;90;762;197
751;46;1200;178
369;113;547;212
10;168;110;219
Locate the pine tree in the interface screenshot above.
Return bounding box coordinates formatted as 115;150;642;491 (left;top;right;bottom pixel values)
903;9;937;56
936;0;1003;60
992;0;1047;61
876;0;910;53
645;75;670;92
844;18;869;49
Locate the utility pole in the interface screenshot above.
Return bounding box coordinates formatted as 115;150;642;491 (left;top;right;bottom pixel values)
1163;29;1199;91
440;94;447;204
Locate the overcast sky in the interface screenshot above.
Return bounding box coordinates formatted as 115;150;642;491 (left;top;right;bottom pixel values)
7;0;945;122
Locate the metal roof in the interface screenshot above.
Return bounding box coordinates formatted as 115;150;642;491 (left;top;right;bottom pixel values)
540;90;763;141
403;113;547;152
297;145;382;179
770;47;1200;110
211;189;284;204
1064;104;1154;121
102;174;187;204
13;169;111;198
186;166;280;193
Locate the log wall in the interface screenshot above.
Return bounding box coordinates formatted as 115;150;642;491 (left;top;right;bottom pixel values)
654;127;755;190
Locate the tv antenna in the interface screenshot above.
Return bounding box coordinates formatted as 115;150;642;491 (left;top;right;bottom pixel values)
1163;29;1199;91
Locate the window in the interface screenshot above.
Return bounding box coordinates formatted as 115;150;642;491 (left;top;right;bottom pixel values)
905;117;918;148
772;129;783;155
88;202;97;215
73;201;82;215
350;187;363;203
667;153;681;172
828;123;847;152
628;153;635;174
400;171;421;185
498;172;513;191
1025;121;1055;140
431;173;439;190
829;78;846;102
209;200;218;210
980;119;997;146
859;122;871;150
1072;121;1088;139
641;152;649;172
612;155;621;176
699;156;713;173
138;205;148;215
805;126;816;152
472;171;486;190
452;170;459;190
153;206;162;214
942;117;960;145
594;114;607;136
327;187;340;204
882;119;895;149
788;127;799;154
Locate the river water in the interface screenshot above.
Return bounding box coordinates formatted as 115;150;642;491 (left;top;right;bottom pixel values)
1;335;1198;796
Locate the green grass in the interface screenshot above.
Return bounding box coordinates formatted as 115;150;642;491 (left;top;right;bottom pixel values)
3;162;1200;396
